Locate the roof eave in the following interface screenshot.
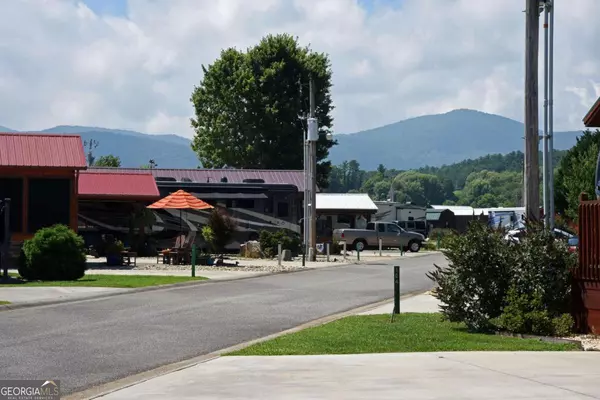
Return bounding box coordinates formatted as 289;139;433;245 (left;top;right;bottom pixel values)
79;194;160;201
583;96;600;127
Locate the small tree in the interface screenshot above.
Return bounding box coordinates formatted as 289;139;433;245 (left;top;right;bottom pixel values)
94;155;121;167
204;208;236;253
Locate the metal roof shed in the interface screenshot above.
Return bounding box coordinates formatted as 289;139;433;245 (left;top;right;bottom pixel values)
0;133;86;240
316;193;378;213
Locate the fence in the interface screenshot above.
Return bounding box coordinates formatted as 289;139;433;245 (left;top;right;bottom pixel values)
573;193;600;333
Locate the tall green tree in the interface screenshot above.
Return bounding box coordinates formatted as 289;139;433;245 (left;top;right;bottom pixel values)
190;34;335;187
392;171;446;206
555;130;600;220
94;155;121;167
456;170;522;208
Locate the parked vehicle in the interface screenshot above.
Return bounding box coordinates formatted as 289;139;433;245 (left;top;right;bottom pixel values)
393;220;429;238
505;226;575;244
332;221;425;252
568;236;579;253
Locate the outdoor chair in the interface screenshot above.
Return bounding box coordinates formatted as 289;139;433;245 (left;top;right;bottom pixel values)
172;231;197;265
156;234;186;264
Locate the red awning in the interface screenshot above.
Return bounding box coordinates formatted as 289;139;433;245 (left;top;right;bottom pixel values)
0;133;86;168
78;171;160;200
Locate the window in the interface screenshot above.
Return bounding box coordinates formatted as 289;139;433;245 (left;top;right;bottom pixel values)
406;221;416;230
277;202;289;218
378;223;385;233
367;222;375;231
0;178;23;233
28;178;71;232
387;224;401;233
235;199;255;209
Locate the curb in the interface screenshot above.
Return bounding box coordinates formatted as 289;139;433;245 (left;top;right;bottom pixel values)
65;290;429;400
0;257;395;312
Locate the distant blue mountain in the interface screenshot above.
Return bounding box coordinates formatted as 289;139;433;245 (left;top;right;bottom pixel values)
0;125;17;132
0;110;583;170
329;109;581;170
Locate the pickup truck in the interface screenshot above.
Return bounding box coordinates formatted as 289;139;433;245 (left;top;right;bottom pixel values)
332;221;425;253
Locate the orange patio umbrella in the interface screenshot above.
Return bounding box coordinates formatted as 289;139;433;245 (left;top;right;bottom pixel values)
147;190;213;233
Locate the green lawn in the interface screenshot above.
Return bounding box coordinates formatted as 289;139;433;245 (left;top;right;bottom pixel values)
2;273;207;288
228;313;580;355
0;301;11;305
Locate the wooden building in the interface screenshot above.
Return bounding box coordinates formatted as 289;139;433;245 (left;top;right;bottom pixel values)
0;133;87;241
572;98;600;333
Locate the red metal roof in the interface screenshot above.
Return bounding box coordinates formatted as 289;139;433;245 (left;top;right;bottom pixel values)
583;96;600;127
89;167;305;191
0;133;86;168
78;171;160;200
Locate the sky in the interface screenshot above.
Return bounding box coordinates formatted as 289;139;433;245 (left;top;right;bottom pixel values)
1;0;599;138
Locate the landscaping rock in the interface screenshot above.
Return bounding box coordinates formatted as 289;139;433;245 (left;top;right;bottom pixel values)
240;241;261;258
282;249;292;261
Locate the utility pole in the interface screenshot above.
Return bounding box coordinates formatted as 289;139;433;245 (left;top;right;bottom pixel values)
524;0;541;222
542;1;549;227
308;76;318;261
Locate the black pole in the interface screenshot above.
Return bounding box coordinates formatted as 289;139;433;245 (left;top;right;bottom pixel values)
393;266;400;314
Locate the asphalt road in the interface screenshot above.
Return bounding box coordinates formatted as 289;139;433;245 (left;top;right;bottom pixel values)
0;253;444;395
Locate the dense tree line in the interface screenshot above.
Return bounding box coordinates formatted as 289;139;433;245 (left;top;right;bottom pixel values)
328;149;569;209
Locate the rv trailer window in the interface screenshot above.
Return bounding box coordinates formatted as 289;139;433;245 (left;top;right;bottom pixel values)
277;202;289;217
235;199;255;209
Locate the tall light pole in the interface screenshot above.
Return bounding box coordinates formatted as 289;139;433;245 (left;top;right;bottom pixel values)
307;76;318;261
542;0;550;227
548;0;555;229
541;0;555;228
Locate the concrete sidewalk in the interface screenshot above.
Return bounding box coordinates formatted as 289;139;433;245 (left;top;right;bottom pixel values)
359;292;441;314
98;352;600;399
0;287;130;305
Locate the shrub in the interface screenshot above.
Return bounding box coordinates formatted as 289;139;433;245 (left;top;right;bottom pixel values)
259;230;301;258
429;228;456;249
493;223;576;336
201;225;215;252
206;208;237;253
18;224;87;281
427;222;516;332
429;221;577;336
552;314;575;337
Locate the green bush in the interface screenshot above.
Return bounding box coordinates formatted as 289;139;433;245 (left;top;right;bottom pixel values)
18;224;87;281
427;222;517;332
429;228;456;249
429;221;576;336
493;224;576;336
259;230;301;258
201;225;215;252
552;314;575;337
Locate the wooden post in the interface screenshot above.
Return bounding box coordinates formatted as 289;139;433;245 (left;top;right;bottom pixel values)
524;0;541;222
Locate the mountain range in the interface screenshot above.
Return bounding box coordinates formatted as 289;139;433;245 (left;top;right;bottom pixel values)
0;109;582;170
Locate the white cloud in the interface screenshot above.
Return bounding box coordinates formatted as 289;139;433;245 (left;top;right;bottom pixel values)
0;0;599;136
